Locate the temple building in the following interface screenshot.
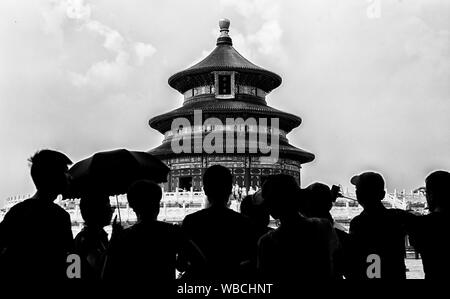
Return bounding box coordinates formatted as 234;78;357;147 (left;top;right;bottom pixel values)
148;19;314;192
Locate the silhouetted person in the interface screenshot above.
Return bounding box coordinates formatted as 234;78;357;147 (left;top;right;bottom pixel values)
240;190;273;240
304;182;349;279
103;180;203;287
240;190;273;277
180;165;256;280
74;193;113;280
348;172;411;279
258;175;337;283
0;150;74;280
410;170;450;280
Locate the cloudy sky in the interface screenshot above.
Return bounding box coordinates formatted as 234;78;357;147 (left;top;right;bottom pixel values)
0;0;449;207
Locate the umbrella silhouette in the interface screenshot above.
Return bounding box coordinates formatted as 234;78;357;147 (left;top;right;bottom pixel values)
66;149;169;198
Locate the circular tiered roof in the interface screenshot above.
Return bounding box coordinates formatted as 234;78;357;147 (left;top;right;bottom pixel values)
168;19;282;94
148;19;315;165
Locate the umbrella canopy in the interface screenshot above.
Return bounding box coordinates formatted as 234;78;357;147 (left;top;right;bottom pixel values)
66;149;169;198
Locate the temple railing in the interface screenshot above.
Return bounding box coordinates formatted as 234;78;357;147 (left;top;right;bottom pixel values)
1;190;427;226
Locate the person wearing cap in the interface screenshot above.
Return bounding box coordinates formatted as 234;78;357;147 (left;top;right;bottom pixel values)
348;171;412;280
409;170;450;280
0;149;74;280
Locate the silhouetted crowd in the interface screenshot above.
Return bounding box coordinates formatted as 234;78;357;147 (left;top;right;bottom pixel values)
0;149;449;287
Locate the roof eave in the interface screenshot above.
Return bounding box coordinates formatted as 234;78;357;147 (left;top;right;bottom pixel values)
168;67;282;94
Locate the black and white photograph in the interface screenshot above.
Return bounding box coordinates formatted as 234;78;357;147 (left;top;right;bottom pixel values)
0;0;449;294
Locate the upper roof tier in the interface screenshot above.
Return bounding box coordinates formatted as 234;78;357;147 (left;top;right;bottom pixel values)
168;19;282;94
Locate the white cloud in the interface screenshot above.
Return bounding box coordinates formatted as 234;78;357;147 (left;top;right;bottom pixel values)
69;53;131;88
41;1;67;37
220;0;283;58
84;20;125;53
248;20;282;56
228;29;254;59
41;0;156;89
134;42;157;66
66;0;91;20
220;0;280;20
